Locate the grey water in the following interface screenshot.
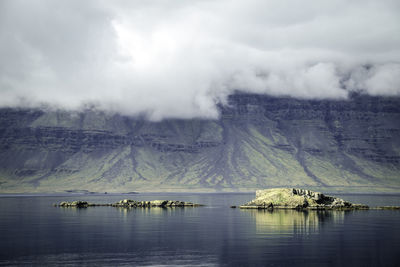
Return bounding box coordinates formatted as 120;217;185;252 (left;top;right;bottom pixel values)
0;193;400;266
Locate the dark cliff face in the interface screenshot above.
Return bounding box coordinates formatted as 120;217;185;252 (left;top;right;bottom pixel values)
0;94;399;193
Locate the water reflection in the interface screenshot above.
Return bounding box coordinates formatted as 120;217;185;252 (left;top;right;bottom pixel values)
243;209;346;236
1;251;219;266
115;206;189;216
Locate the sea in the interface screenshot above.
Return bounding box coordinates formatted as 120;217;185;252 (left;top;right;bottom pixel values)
0;192;400;266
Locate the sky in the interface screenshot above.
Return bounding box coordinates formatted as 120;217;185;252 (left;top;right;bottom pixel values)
0;0;399;120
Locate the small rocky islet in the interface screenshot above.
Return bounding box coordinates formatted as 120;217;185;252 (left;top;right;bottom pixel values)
239;188;369;210
56;199;204;208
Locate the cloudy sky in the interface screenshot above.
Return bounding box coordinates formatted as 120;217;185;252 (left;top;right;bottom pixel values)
0;0;399;120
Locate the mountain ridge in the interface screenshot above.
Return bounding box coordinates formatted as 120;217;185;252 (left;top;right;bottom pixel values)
0;93;399;193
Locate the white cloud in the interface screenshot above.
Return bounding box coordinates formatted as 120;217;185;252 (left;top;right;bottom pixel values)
0;0;399;120
365;64;400;96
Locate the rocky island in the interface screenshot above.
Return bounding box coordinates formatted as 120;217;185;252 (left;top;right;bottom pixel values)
56;199;204;208
240;188;369;210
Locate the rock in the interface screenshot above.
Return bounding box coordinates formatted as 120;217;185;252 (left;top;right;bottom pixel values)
240;188;369;210
57;200;90;208
109;200;203;208
59;201;68;207
150;200;169;207
230;206;237;208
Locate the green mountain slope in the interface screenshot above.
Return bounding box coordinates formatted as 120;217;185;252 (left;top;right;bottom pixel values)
0;94;399;193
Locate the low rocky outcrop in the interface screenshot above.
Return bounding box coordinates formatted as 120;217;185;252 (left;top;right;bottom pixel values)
240;188;369;210
55;199;203;208
112;199;203;208
58;201;92;208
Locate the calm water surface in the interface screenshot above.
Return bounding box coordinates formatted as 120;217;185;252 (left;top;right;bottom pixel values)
0;193;400;266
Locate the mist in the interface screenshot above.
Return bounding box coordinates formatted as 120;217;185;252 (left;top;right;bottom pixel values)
0;0;399;120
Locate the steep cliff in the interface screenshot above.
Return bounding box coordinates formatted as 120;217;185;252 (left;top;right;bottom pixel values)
0;93;399;192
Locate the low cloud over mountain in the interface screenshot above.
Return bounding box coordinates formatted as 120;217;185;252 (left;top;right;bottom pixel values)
1;0;399;120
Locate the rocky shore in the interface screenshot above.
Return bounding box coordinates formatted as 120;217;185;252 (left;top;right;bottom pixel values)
240;188;369;210
56;199;204;208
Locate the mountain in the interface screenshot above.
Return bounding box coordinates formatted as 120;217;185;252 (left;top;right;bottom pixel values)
0;93;399;193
